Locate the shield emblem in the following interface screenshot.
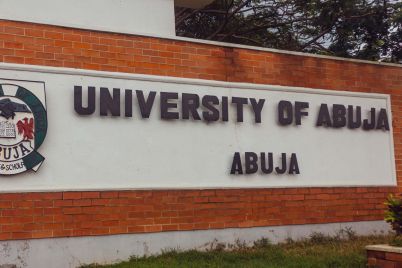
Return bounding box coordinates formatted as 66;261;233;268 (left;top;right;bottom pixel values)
0;80;47;175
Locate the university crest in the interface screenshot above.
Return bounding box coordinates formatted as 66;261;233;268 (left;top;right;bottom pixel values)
0;81;47;175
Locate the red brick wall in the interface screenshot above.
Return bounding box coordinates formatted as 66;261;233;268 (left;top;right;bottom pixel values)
0;20;401;241
367;249;402;267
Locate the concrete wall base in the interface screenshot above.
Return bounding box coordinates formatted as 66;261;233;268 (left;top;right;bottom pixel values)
0;220;390;268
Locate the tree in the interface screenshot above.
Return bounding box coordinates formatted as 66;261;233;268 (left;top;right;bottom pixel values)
175;0;402;63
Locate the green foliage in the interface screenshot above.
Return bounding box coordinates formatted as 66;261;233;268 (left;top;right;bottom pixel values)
390;235;402;247
385;194;402;236
308;228;357;244
253;237;271;248
176;0;402;63
80;232;392;268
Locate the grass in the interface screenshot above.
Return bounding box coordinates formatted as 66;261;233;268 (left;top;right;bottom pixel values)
81;230;392;268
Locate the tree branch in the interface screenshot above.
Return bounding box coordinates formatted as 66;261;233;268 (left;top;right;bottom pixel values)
176;8;200;27
301;27;332;50
207;0;252;40
231;34;264;46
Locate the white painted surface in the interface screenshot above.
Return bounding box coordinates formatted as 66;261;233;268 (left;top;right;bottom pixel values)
0;0;176;37
0;220;391;268
0;63;396;191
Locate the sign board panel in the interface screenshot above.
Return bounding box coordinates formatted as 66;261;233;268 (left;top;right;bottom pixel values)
0;63;396;191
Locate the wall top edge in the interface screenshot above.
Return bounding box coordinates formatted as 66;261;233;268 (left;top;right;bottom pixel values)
1;19;400;69
178;36;402;68
366;245;402;254
0;18;402;68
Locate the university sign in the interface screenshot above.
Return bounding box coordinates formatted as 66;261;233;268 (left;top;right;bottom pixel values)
0;64;396;191
74;86;390;176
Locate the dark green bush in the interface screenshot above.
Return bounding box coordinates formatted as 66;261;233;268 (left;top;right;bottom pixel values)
385;195;402;236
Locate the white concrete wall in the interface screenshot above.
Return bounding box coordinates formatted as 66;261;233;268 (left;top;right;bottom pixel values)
0;0;176;37
0;221;391;268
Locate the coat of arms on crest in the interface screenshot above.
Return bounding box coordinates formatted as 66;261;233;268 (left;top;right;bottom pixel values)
0;81;47;175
